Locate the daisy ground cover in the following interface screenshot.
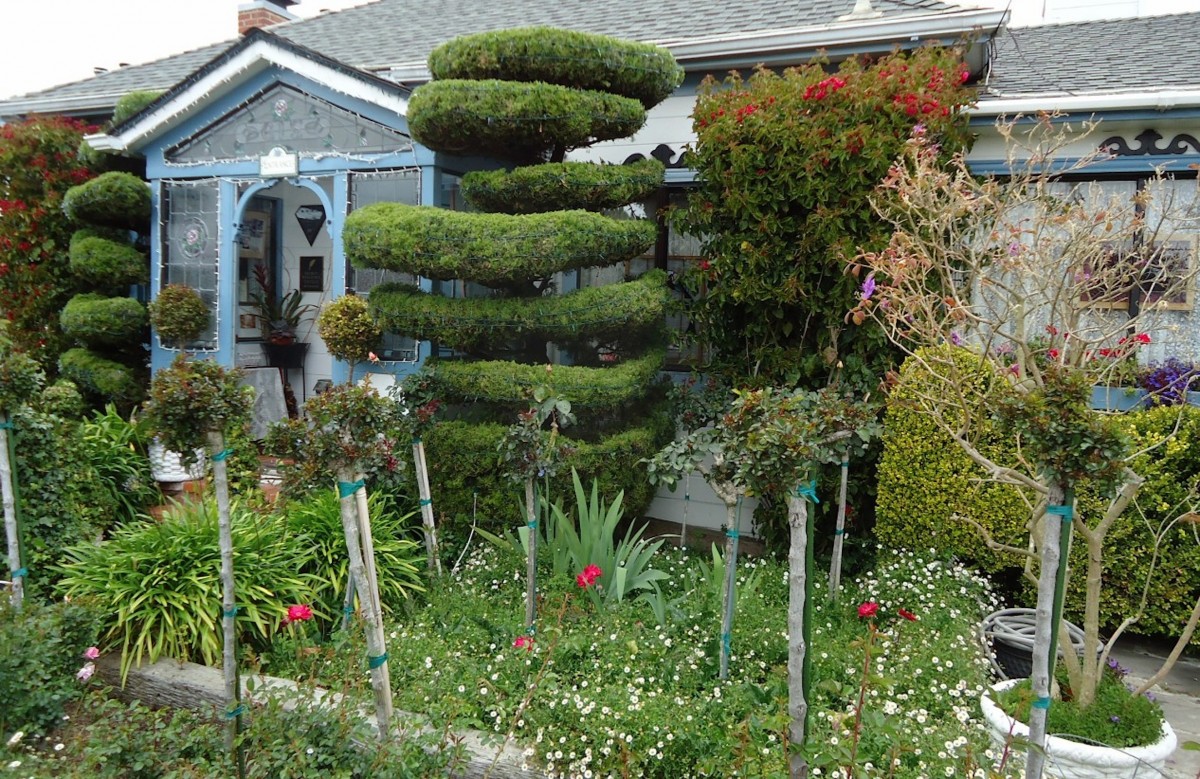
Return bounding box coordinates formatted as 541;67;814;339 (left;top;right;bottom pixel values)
291;542;1020;778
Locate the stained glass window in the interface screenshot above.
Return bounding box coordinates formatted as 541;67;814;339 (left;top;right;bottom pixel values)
161;180;220;350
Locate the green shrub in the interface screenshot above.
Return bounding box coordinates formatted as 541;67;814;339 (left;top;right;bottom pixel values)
461;158;664;214
407;80;645;162
1066;404;1200;641
371;269;667;354
0;598;101;737
425;409;672;533
55;500;319;680
280;489;425;630
39;378;87;418
315;293;381;367
110;90;162;127
78;404;160;527
346;203;655;286
148;283;211;348
875;347;1029;572
58;347;143;406
62;171;150;230
0;325;44;410
60;293;147;346
428;27;683;107
68;232;147;290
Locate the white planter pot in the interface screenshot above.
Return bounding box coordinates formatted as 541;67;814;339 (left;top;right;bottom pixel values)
980;678;1177;779
148;439;207;483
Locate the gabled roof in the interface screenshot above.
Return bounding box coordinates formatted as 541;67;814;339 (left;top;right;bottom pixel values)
1;0;1004;118
977;11;1200;114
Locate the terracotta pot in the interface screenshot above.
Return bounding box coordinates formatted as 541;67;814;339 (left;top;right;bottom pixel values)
980;678;1176;779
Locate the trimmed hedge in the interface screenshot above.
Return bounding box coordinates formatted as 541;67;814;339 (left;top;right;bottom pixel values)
62;171;150;230
423;408;673;533
407;80;646;161
58;347;143;405
60;293;147;346
875;346;1029;572
68;232;147;290
345;203;655;286
462;159;664;214
428;27;683;108
426;347;666;409
370;269;669;352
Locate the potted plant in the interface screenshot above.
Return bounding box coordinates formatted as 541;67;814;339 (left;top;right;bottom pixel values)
249;264;313;369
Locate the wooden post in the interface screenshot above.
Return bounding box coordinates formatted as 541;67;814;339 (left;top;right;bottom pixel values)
786;486;813;779
828;457;849;600
718;496;742;680
207;431;242;757
1024;485;1069;779
411;437;442;577
524;477;537;631
1;413;22;609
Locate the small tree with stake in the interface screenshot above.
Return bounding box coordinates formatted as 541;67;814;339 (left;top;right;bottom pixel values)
142;356;253;759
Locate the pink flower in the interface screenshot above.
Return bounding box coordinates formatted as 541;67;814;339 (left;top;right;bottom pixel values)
576;564;603;589
76;662;95;682
513;635;534;651
857;601;878;619
898;608;918;621
83;646;100;660
368;351;380;363
285;604;314;624
1135;333;1152;345
860;274;876;301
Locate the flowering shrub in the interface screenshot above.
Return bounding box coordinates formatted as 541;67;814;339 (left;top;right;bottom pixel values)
1139;356;1198;406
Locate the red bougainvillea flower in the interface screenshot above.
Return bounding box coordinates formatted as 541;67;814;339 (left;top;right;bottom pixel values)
513;635;534;651
898;608;918;621
285;604;314;623
857;601;879;619
576;564;603;589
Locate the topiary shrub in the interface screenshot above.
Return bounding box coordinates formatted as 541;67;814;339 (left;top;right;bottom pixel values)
110;90;163;127
60;293;147;346
407;80;646;162
61;171;150;230
68;232;148;291
428;26;683;107
316;293;381;371
875;346;1030;572
148;283;210;349
58;347;142;407
461;159;664;214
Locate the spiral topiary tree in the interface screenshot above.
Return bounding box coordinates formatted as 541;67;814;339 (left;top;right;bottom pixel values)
344;27;683;524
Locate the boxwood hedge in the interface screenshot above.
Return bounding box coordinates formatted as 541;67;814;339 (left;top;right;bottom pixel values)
462;158;664;214
58;347;143;406
407;80;646;161
68;232;147;290
62;171;150;230
369;269;668;353
345;203;655;286
427;27;683;108
60;293;147;346
422;407;673;533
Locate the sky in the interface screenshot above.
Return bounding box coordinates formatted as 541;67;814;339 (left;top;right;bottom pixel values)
2;0;1200;102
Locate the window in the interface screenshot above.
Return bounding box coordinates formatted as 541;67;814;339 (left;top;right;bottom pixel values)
160;179;220;350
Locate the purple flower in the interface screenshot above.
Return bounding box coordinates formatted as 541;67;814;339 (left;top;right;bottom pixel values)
1008;242;1021;257
860;275;876;301
1110;715;1121;723
949;331;964;346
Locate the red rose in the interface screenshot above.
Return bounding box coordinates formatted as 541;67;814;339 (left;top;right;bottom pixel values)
898;608;918;621
857;601;878;619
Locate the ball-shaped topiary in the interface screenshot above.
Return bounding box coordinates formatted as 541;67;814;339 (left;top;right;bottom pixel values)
317;294;382;368
60;293;148;347
68;232;148;291
461;159;664;215
62;171;151;230
148;284;210;349
58;347;142;406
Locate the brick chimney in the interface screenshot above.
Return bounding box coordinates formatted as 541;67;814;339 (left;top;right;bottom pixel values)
238;0;299;35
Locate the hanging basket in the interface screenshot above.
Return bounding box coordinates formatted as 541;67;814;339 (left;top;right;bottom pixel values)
981;607;1098;680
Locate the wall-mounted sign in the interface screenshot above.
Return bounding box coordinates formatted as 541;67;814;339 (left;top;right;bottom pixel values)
259;145;298;178
295;204;326;246
299;256;324;292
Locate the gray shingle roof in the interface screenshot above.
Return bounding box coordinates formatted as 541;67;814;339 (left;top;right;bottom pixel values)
2;0;959;116
984;11;1200;99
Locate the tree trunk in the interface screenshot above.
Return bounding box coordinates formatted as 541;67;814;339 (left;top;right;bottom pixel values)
524;478;537;631
337;468;394;739
1;416;21;609
1024;484;1068;779
354;479;386;628
411;438;442;577
718;496;741;680
786;491;810;779
828;457;849;600
207;431;240;756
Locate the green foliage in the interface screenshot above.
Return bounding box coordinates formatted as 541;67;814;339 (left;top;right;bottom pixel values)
0;325;45;410
462;158;664;214
40;378;86;418
425;411;672;532
372;270;668;355
110;90;163;127
143;356;252;461
62;171;151;230
426;348;666;410
77;404;160;527
408;79;646;162
249;263;314;342
60;292;147;347
147;283;210;348
0;598;100;737
58;347;143;407
428;27;683;108
345;202;655;287
1066;405;1200;642
875;347;1029;572
55;500;319;680
68;232;147;291
315;293;381;368
280;489;425;630
678;47;973;388
0;116;93;368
